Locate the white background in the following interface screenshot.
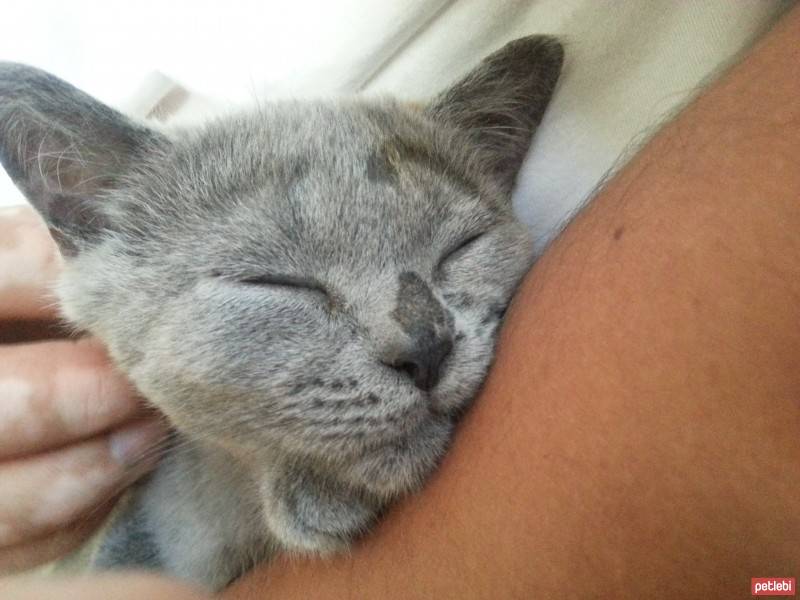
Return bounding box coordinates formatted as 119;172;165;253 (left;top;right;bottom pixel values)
0;0;444;207
1;0;790;252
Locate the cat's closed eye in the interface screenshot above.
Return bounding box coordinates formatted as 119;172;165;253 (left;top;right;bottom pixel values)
215;271;330;301
240;274;329;299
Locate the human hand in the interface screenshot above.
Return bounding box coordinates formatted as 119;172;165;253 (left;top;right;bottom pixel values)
0;573;208;600
0;205;167;573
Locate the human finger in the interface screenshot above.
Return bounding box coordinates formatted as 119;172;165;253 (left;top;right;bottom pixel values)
0;497;116;574
0;419;166;548
0;573;209;600
0;337;147;459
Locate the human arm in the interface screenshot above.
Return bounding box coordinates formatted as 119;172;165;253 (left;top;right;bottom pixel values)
224;5;800;598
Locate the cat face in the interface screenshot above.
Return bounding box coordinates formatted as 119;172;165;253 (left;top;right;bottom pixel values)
0;37;562;499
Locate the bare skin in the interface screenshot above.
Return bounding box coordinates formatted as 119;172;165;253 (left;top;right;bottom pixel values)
1;4;799;597
0;573;209;600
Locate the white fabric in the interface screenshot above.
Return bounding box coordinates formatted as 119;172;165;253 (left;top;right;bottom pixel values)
1;1;793;253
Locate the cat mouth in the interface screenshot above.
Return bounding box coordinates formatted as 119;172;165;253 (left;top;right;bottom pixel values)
341;413;454;496
361;409;452;453
355;383;465;454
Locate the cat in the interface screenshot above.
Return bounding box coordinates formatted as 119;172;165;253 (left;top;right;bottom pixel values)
0;35;563;590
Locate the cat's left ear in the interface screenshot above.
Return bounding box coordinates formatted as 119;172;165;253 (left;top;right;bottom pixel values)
428;35;564;194
0;63;168;255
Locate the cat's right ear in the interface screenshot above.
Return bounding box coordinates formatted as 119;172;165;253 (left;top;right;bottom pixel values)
428;36;564;194
0;63;168;255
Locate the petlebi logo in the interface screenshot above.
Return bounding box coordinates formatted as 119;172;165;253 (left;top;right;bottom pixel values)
751;578;796;596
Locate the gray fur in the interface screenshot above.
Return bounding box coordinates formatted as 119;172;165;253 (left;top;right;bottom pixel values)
0;36;562;590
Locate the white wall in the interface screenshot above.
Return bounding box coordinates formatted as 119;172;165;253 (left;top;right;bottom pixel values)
0;0;432;207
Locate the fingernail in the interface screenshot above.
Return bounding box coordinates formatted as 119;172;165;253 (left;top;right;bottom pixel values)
109;420;167;467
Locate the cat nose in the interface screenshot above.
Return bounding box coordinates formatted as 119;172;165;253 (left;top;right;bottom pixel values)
383;332;453;392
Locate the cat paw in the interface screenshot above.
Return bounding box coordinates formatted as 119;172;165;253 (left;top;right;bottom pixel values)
262;468;380;555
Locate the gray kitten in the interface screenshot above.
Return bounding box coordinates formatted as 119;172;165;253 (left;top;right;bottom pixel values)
0;36;562;590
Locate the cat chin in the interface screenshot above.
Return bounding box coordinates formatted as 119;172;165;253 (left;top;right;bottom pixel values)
338;413;454;498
